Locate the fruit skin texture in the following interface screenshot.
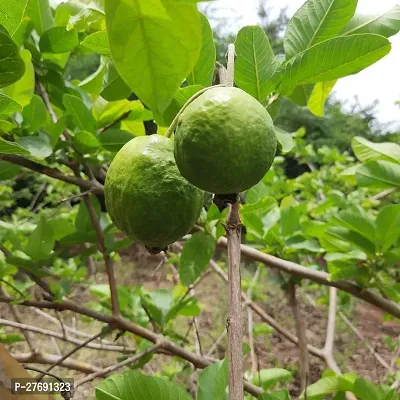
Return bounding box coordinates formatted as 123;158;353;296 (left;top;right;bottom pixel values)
174;87;277;194
105;135;204;249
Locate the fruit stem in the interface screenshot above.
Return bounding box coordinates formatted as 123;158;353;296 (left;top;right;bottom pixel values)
223;43;244;400
165;85;225;139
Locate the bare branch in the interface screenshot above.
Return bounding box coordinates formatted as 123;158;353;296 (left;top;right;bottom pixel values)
287;283;309;391
40;326;113;379
0;154;103;195
0;318;134;353
17;352;101;374
215;236;400;318
74;343;161;390
0;295;263;397
98;110;132;134
83;194;120;318
247;267;260;375
209;259;325;360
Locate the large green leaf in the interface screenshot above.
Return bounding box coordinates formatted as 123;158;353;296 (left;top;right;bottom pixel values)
0;94;22;115
63;94;96;133
98;128;134;152
333;208;376;243
162;85;203;125
375;204;400;252
274;127;295;154
17;133;52;158
326;226;375;255
75;196;101;233
197;360;228;400
356;160;400;189
179;232;215;286
342;5;400;38
81;31;111;56
352;378;381;400
1;49;34;107
0;137;30;155
280;34;391;95
352;136;400;164
307;80;336;117
0;0;27;35
0;31;25;88
299;376;354;399
0;161;20;180
96;370;192;400
251;368;292;391
25;217;55;262
26;0;54;35
22;94;49;131
186;13;215;88
39;27;79;53
73;131;100;154
234;26;280;101
284;0;357;58
105;0;202;114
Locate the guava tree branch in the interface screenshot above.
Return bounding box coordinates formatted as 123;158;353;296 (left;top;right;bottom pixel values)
0;295;263;397
287;282;309;391
83;194;120;318
14;352;101;374
0;318;135;353
216;236;400;319
0;154;103;194
209;259;324;360
74;343;161;392
247;267;260;375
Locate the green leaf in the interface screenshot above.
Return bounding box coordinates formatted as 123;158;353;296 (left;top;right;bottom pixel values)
73;131;100;154
342;5;400;38
352;136;400;164
40;27;79;53
17;133;52;158
68;6;106;32
63;94;96;133
186;13;215;87
25;217;55;261
333;208;375;243
285;84;314;106
299;376;354;399
0;30;25;88
98;128;134;152
234;26;280;101
252;368;292;391
54;1;85;27
376;204;400;252
0;0;27;35
81;31;110;56
197;359;228;400
162;85;203;126
259;389;291;400
284;0;357;58
105;0;202;114
326;226;375;255
1;49;34;107
0;137;30;155
356;160;400;189
352;378;381;400
26;0;54;35
0;94;22;115
79;62;106;96
274;127;294;154
0;331;25;344
280;34;391;95
100;60;131;101
95;370;192;400
307;80;337;117
280;206;299;237
22;94;49;131
75;196;101;233
179;232;215;286
0;161;20;180
48;219;75;241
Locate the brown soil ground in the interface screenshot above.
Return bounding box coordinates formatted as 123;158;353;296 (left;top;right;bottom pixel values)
1;244;399;399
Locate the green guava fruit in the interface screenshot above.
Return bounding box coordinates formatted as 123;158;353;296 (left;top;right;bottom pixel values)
174;87;277;194
104;135;204;251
